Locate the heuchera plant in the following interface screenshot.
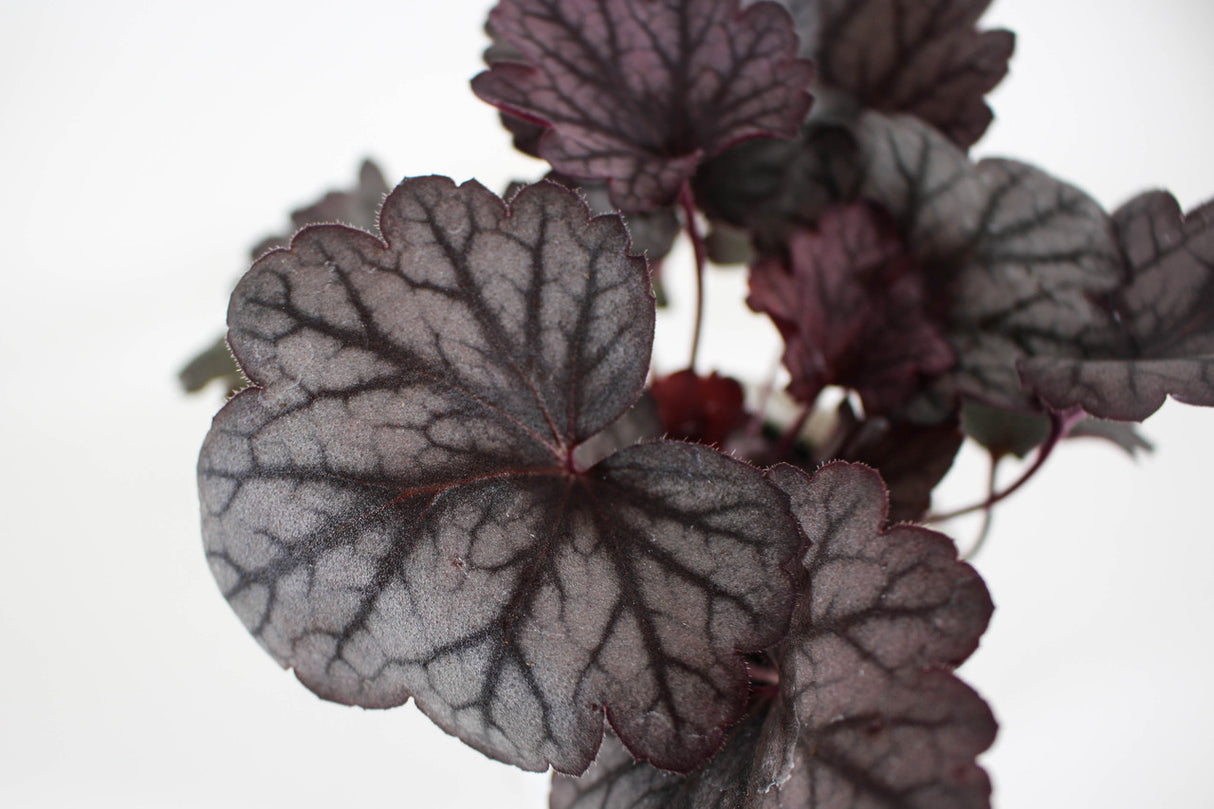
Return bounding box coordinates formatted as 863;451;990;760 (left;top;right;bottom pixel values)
188;1;1214;806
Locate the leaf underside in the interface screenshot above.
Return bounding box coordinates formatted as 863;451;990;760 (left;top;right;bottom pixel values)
473;0;814;212
198;176;801;775
552;463;995;808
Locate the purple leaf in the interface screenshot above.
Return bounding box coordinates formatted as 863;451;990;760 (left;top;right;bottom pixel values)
846;113;1124;414
550;713;768;809
507;172;682;266
777;0;1014;147
747;201;954;414
550;463;995;807
1018;191;1214;420
472;0;814;212
755;462;995;807
198;176;801;775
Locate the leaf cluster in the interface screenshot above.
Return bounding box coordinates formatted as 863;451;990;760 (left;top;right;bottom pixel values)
189;1;1214;807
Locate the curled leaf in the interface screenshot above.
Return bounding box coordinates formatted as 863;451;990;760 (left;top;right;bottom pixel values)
198;176;800;774
472;0;814;212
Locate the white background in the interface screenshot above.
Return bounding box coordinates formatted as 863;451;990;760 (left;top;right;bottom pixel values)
1;1;1212;806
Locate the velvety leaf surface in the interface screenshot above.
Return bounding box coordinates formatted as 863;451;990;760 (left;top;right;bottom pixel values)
549;463;994;808
747;201;953;414
779;0;1014;147
181;161;390;396
198;176;801;774
508;172;682;266
834;113;1124;413
755;462;995;807
1018;191;1214;420
702;111;1131;414
472;0;814;212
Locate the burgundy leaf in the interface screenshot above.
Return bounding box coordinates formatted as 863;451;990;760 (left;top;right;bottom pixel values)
747;201;954;414
198;176;801;775
700;111;1132;415
472;0;814;212
650;369;748;447
777;0;1014;148
1018;191;1214;420
549;463;995;808
754;462;995;807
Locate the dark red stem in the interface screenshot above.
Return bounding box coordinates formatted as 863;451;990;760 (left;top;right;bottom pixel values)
678;182;707;372
928;406;1085;523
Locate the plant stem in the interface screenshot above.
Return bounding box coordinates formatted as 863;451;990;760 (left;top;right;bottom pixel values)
678;182;707;372
928;407;1085;523
962;454;1000;560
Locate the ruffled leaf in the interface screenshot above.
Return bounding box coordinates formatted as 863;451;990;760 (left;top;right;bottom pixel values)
747;201;953;414
472;0;814;212
198;177;801;774
775;0;1013;147
181;161;390;396
693;116;861;252
550;463;995;808
753;463;995;806
1018;191;1214;420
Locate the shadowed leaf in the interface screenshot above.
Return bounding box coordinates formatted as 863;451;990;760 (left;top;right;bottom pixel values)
1018;191;1214;420
198;176;800;775
472;0;814;212
819;401;964;522
772;0;1013;147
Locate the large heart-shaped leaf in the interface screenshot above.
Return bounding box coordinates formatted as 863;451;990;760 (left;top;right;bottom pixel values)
1018;191;1214;420
472;0;814;212
198;177;801;774
771;0;1013;148
551;462;995;808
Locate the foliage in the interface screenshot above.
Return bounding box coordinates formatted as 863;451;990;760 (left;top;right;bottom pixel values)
187;1;1214;806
